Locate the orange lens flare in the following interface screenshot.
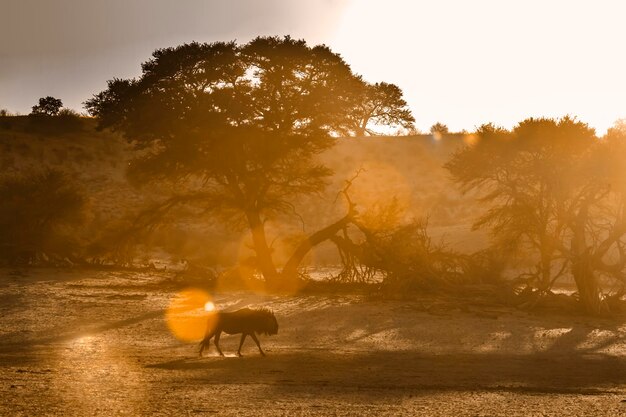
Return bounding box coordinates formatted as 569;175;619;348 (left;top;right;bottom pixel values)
165;288;217;342
463;133;479;146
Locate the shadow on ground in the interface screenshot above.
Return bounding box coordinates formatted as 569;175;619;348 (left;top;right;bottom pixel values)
147;350;625;396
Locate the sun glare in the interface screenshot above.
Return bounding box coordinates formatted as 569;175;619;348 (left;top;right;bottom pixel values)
165;288;217;342
332;0;626;134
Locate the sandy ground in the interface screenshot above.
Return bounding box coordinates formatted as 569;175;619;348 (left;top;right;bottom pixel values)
2;269;626;416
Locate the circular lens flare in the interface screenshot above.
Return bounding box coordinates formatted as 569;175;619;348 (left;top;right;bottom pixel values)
165;288;217;342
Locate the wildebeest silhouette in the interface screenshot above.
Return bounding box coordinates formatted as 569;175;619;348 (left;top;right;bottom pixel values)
199;307;278;357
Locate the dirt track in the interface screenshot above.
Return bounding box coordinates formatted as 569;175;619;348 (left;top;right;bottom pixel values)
2;269;626;416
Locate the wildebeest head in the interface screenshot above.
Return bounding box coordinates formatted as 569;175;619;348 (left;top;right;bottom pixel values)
257;308;279;336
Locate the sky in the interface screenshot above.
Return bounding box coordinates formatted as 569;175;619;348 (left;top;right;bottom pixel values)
1;0;625;133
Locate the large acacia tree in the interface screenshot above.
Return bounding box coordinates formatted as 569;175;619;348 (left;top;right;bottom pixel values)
86;36;413;286
446;117;626;314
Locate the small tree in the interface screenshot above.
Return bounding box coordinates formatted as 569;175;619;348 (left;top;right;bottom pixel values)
348;81;414;136
31;96;63;116
430;122;449;135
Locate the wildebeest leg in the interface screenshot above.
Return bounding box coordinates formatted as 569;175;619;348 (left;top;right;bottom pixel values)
250;333;265;356
237;333;248;357
214;331;224;356
199;330;215;357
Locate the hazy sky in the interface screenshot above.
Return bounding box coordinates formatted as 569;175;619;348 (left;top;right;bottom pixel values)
2;0;625;133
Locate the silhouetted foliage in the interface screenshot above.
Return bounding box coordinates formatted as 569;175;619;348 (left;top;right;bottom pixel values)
446;117;626;314
0;169;87;264
348;81;414;136
31;96;63;116
85;36;412;286
0;110;11;130
24;111;84;135
324;198;508;297
430;122;449;135
362;218;460;291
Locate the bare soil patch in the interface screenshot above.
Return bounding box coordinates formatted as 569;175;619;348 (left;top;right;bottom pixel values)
2;269;626;416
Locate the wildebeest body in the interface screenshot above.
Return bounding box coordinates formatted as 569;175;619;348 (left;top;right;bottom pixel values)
199;308;278;357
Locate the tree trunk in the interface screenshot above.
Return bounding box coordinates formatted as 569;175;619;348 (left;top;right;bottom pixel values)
245;210;279;284
570;203;604;314
572;254;603;314
354;126;366;137
281;212;354;280
354;117;369;137
245;207;356;292
539;247;552;292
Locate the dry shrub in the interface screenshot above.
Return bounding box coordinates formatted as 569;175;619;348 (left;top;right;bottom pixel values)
25;112;85;135
331;198;510;297
0;169;87;264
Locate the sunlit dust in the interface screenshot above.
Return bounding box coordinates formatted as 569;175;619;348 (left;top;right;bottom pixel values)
344;161;412;216
211;233;270;294
262;220;303;269
215;264;267;294
165;288;217;342
53;332;146;414
73;334;95;344
270;275;307;296
70;335;97;353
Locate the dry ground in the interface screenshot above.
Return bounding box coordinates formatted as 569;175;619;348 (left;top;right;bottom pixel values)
2;269;626;416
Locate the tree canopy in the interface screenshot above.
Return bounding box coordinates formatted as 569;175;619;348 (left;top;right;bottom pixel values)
31;96;63;116
348;81;414;136
446;117;626;313
85;36;414;286
430;122;449;135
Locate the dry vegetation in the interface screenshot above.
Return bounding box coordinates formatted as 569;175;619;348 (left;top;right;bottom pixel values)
0;115;481;267
3;114;626;416
2;269;626;416
2;114;626;316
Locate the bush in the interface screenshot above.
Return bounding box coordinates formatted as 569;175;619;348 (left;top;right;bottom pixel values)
330;198;509;295
364;219;463;292
0;169;87;264
31;96;63;116
430;122;449;135
26;111;84;135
